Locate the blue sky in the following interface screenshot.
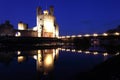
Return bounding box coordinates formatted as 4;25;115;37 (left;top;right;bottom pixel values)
0;0;120;35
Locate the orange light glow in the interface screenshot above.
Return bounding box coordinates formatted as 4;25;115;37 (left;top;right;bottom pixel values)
103;33;108;36
18;56;25;63
44;54;53;67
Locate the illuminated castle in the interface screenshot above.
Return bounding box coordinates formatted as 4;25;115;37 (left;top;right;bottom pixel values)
17;6;59;38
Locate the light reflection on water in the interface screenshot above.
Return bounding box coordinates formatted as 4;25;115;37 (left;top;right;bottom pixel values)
0;46;118;80
17;49;59;76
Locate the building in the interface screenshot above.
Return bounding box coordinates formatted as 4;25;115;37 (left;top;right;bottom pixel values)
0;21;15;36
16;21;38;37
16;6;59;38
0;6;59;38
34;6;59;37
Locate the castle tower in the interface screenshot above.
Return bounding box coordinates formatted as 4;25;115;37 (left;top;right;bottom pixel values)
37;7;43;37
49;6;54;15
18;21;28;30
36;6;59;38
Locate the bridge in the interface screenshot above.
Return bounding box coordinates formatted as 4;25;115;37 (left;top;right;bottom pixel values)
59;32;120;46
0;32;120;47
59;32;120;38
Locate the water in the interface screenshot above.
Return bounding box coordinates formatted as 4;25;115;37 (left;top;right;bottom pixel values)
0;46;115;80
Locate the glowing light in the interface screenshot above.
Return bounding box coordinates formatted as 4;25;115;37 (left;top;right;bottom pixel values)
44;54;53;66
103;33;108;36
55;26;59;38
43;15;54;33
18;22;27;30
93;52;98;55
78;50;82;53
15;32;21;37
43;10;49;15
61;49;65;51
114;32;120;36
36;51;42;72
103;53;108;56
66;49;71;51
44;20;54;32
85;51;90;54
93;33;98;37
115;52;120;56
18;23;24;30
66;36;70;38
33;26;37;31
84;34;90;37
61;36;65;38
58;36;61;39
18;56;25;63
17;51;21;55
53;49;56;58
33;55;37;60
55;49;59;60
77;35;82;37
71;49;76;52
71;35;76;38
58;48;62;50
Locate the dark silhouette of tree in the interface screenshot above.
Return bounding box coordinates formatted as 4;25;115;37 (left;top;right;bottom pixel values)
106;25;120;33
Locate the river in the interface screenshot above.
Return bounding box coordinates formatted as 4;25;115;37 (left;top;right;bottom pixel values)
0;45;118;80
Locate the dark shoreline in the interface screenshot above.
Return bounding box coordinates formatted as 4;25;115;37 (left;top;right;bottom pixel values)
70;54;120;80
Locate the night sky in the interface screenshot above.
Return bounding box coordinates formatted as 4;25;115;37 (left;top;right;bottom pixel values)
0;0;120;35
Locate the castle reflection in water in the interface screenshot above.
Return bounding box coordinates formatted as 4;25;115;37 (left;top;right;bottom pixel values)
0;46;118;80
0;48;59;79
17;49;59;75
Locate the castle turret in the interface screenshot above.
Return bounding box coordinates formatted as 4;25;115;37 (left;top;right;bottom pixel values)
36;6;59;37
36;7;43;37
37;7;42;15
18;21;28;30
49;6;54;15
37;7;42;26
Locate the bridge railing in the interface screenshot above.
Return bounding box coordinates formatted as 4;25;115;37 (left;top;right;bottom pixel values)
59;32;120;39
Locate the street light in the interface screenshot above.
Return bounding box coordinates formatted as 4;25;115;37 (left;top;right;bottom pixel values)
114;32;120;36
103;33;108;36
93;33;98;37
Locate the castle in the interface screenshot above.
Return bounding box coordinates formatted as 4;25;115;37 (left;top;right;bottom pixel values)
0;6;59;38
